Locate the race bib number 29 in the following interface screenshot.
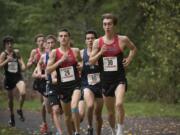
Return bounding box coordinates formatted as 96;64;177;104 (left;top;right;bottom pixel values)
59;66;75;82
103;57;118;71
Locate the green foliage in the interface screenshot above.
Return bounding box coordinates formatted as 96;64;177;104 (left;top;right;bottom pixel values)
0;0;179;103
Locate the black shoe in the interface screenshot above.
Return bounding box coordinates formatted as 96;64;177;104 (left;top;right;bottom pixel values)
17;109;25;121
8;115;15;127
87;128;93;135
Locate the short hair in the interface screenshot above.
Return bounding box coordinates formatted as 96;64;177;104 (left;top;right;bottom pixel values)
85;30;97;39
34;34;45;42
3;35;14;45
46;34;57;42
58;28;71;37
101;13;118;25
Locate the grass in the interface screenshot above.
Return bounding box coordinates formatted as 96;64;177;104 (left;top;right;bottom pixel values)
124;102;180;117
0;124;27;135
0;91;41;111
0;90;180;117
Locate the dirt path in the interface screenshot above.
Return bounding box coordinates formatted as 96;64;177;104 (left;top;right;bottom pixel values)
0;109;179;135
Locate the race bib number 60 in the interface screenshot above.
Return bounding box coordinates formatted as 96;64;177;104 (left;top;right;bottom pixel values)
103;57;118;71
59;66;75;82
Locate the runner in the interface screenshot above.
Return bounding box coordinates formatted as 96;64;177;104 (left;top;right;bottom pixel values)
27;34;49;134
89;13;137;135
0;36;26;127
81;30;103;135
27;34;45;68
46;29;82;135
39;35;63;135
70;41;85;124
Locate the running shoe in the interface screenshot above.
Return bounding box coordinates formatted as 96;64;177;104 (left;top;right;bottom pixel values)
40;123;48;135
8;114;15;127
87;128;93;135
17;109;25;121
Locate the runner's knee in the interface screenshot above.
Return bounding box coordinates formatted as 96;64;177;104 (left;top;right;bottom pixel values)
64;115;71;122
20;90;26;96
115;102;123;109
95;113;102;122
52;107;60;115
87;103;94;110
108;111;115;119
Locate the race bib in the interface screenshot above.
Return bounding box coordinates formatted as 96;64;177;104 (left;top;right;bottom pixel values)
87;73;100;85
8;62;18;73
103;57;118;71
59;66;75;82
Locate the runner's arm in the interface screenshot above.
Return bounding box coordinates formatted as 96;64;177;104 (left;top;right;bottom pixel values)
36;56;43;75
32;67;38;78
51;71;57;84
15;49;26;71
18;57;26;71
46;49;66;74
121;36;137;67
74;48;83;71
0;52;9;68
26;49;36;69
79;49;84;68
89;39;103;65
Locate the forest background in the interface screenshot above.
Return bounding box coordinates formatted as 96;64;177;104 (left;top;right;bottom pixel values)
0;0;179;104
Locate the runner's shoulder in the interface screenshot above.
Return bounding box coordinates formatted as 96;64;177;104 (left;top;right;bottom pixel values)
72;47;80;52
30;49;37;55
50;49;57;57
118;35;129;41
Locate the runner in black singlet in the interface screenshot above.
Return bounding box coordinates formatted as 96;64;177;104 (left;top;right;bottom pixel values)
0;36;26;127
47;29;82;135
89;13;137;135
81;30;103;135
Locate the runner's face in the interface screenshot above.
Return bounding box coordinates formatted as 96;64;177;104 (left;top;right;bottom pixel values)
43;41;48;50
103;18;114;34
85;34;95;48
5;41;13;52
58;31;70;46
47;38;55;50
36;36;45;49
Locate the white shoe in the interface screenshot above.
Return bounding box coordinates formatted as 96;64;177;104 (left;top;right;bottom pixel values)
116;128;123;135
111;129;116;135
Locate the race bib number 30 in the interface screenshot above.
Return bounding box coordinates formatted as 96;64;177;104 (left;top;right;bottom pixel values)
87;73;100;85
8;62;18;73
59;66;75;82
103;57;118;71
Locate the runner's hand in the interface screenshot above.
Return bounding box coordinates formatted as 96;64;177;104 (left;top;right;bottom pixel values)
100;45;107;55
61;53;68;62
123;57;131;67
76;62;82;71
6;55;13;62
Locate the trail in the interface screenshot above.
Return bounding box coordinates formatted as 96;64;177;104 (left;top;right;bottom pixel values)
0;109;179;135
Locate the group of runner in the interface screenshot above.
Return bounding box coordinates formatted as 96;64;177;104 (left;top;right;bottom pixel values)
0;13;137;135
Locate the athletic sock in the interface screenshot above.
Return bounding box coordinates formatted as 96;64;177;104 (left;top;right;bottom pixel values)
111;127;116;135
116;124;124;135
